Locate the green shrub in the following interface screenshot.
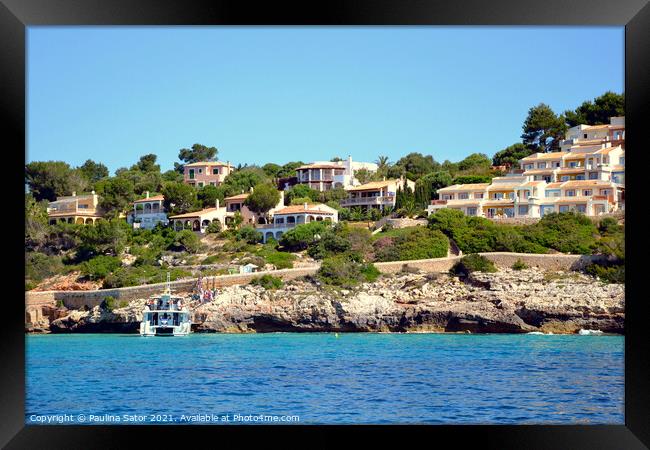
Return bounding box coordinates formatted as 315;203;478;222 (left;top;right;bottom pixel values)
80;255;121;280
372;227;448;262
171;230;201;254
316;255;380;287
26;252;65;284
450;254;497;276
102;265;191;288
260;251;295;269
250;274;283;290
25;281;37;291
511;259;528;271
523;212;598;254
236;226;263;244
206;220;222;234
201;254;222;265
101;296;117;311
279;221;329;251
585;262;624;284
118;300;130;308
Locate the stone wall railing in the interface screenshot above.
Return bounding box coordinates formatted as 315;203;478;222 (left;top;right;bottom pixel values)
25;253;608;311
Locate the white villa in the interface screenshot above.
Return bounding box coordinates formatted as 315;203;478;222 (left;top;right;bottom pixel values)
290;156;378;191
257;202;339;243
127;192;168;229
47;191;104;225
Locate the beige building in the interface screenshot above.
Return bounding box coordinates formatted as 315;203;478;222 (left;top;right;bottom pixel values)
47;191;104;225
292;156;379;191
183;161;233;188
341;178;415;211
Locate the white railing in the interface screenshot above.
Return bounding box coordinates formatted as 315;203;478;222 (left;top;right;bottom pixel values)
341;196;395;206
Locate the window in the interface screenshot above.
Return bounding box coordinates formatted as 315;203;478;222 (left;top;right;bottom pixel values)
442;194;453;200
554;162;561;168
78;204;88;209
198;169;202;174
561;176;569;181
576;175;585;180
335;169;345;176
583;133;588;139
213;168;220;175
526;164;533;170
619;157;625;165
493;192;504;200
474;193;483;199
518;205;529;215
543;175;552;182
459;193;469;200
559;205;569;212
189;169;195;179
210;182;216;186
583;190;592;196
198;182;204;188
589;172;598;180
537;162;546;169
569;161;577;168
466;207;477;216
566;190;575;197
600;189;610;196
576;205;586;213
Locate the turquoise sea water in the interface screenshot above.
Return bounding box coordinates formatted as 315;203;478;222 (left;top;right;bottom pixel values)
25;333;624;425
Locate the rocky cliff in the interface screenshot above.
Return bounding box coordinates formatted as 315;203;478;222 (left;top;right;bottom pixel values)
44;268;624;334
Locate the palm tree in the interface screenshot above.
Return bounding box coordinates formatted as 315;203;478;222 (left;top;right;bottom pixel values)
375;155;389;170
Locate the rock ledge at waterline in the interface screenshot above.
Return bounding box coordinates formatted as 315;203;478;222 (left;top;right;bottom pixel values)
41;268;624;334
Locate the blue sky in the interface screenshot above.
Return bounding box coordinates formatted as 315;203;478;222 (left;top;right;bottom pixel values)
27;27;623;174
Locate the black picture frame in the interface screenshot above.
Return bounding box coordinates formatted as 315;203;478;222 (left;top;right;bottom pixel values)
3;1;648;448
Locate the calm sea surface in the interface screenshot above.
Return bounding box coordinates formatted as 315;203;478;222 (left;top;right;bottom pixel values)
25;333;624;425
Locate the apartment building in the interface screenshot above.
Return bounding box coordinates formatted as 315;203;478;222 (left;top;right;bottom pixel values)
560;116;625;151
341;178;416;211
428;177;622;219
257;202;338;243
126;191;168;229
183;161;233;187
47;191;104;225
290;156;378;191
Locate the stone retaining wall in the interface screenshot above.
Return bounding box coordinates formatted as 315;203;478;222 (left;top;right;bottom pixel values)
25;253;608;311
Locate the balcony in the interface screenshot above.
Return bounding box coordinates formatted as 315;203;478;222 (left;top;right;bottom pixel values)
430;200;448;205
340;195;395;207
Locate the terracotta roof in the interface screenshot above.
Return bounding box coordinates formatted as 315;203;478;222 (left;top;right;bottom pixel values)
519;181;546;187
438;183;489;192
296;163;342;170
486;184;520;191
224;193;249;201
168;207;221;219
482;199;515;207
345;180;399;191
184;161;230;167
593;145;622;155
559;180;614;188
545;183;564;189
584;124;611;130
273;204;335;215
555;168;586;173
521;152;567;161
133;194;164;203
523;169;555;175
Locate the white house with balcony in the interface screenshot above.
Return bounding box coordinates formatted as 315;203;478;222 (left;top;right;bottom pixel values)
257;202;338;243
341;178;415;211
127;191;168;229
292;156;378;191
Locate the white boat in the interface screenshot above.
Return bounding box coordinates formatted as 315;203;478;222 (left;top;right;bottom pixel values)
140;274;191;336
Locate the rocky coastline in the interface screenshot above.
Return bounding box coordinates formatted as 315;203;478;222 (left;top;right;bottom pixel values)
29;267;625;335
